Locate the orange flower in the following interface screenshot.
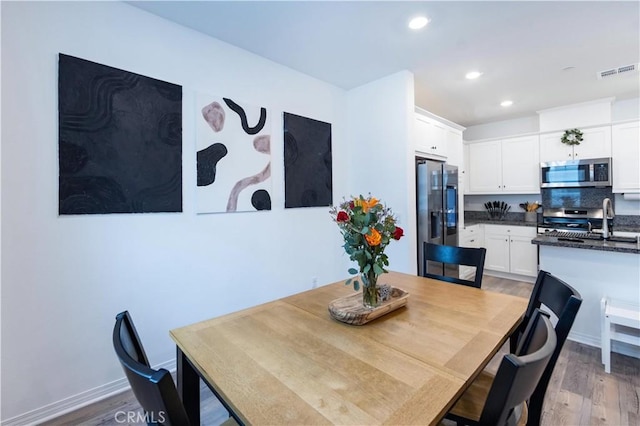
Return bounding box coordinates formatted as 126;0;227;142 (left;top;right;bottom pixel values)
355;197;379;213
365;197;379;211
364;228;382;246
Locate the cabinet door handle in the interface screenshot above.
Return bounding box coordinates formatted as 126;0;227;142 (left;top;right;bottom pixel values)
470;239;475;243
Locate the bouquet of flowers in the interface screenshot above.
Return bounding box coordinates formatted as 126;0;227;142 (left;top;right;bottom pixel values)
330;195;404;307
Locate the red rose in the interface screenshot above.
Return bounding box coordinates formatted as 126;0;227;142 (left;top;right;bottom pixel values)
336;211;349;222
393;226;404;240
349;201;355;209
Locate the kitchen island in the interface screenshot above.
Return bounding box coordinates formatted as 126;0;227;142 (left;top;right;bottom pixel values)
533;235;640;358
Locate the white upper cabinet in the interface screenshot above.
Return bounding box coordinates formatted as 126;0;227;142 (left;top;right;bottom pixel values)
612;121;640;193
577;127;612;159
445;127;464;167
467;135;540;194
462;143;470;194
501;136;540;193
539;132;572;161
539;126;612;163
468;140;502;193
415;113;448;158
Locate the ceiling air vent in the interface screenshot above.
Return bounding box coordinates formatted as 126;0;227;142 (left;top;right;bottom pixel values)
617;64;637;74
597;63;639;79
598;68;617;79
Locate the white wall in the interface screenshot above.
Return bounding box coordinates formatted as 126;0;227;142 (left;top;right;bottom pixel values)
0;2;413;422
346;71;416;275
0;2;3;422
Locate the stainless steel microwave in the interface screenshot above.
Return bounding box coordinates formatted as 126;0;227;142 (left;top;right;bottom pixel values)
540;157;612;188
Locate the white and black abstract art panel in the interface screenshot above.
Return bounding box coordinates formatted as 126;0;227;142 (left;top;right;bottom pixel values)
58;54;182;215
196;93;272;213
283;112;332;208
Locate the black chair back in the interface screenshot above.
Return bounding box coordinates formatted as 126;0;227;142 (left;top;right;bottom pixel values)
113;311;192;426
479;309;557;426
422;242;487;288
509;270;582;426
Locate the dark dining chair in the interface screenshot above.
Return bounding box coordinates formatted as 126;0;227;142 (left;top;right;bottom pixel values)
445;309;557;426
508;270;582;426
113;311;193;425
113;311;239;426
421;242;487;288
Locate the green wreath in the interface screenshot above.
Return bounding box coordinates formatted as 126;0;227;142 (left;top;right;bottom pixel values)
561;128;583;146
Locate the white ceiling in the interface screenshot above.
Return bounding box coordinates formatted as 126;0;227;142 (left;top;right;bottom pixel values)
129;1;640;127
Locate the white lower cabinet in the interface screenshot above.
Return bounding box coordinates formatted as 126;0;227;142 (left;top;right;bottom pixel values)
484;225;537;277
459;225;484;279
485;231;510;272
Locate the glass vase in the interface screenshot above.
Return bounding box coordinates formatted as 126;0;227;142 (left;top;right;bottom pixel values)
361;272;379;308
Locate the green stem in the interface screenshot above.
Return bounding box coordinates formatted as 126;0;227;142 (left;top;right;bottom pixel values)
362;270;379;308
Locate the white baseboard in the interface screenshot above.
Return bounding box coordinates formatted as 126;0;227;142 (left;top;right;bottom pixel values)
568;330;640;359
1;359;175;426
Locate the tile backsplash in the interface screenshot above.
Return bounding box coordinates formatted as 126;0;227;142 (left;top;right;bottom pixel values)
541;187;613;209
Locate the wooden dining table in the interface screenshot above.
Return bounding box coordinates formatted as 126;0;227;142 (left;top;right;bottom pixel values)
170;271;528;426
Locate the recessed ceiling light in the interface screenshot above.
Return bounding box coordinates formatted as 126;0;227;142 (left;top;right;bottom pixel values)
408;16;429;30
500;100;513;107
465;71;483;80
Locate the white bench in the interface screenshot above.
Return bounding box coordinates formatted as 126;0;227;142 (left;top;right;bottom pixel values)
601;297;640;373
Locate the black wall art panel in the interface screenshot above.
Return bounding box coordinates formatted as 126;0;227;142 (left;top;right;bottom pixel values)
58;54;182;214
283;112;332;208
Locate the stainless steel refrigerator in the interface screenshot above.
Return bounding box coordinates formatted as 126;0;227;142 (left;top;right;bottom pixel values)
416;157;459;277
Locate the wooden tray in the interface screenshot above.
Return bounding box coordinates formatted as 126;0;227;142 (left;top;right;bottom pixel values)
328;287;409;325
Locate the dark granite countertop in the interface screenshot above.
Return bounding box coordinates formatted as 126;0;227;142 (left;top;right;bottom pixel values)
613;226;640;232
532;235;640;254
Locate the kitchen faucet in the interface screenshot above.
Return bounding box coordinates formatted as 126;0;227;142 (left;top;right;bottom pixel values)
602;198;615;239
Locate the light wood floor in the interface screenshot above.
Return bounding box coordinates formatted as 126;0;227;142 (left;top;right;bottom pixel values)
41;275;639;426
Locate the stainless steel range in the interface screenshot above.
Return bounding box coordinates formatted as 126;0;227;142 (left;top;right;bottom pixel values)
537;207;613;237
